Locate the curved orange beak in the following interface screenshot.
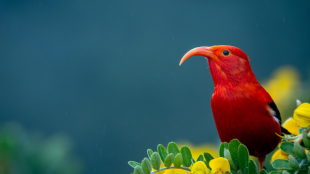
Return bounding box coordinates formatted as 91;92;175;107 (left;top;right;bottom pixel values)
179;46;215;66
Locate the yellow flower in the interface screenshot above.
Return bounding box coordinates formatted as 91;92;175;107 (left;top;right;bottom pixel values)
271;148;309;162
293;103;310;127
209;157;230;174
271;117;301;162
271;149;289;162
271;116;309;162
191;161;210;174
161;143;218;174
271;102;310;162
283;117;301;135
163;169;187;174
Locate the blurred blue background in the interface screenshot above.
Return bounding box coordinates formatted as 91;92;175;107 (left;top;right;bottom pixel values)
0;0;310;173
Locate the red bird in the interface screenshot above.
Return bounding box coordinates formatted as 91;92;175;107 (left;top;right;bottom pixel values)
179;45;289;170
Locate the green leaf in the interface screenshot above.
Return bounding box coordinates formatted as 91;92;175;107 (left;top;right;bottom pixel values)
281;171;290;174
219;142;229;157
167;142;180;156
238;144;249;174
230;170;237;174
307;153;310;163
248;159;258;174
302;131;310;148
203;152;214;169
158;144;168;163
174;153;183;168
196;154;204;161
181;146;192;167
268;172;282;174
224;148;237;171
289;155;299;170
147;149;153;159
134;166;144;174
128;161;142;168
164;153;174;168
272;159;294;170
297;170;309;174
280;142;296;156
228;139;241;169
141;158;152;174
151;152;161;171
294;141;307;159
259;169;267;174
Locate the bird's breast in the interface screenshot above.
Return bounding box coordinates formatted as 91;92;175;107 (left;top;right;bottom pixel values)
210;85;281;157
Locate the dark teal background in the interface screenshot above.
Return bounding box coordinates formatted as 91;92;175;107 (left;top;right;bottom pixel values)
0;0;310;173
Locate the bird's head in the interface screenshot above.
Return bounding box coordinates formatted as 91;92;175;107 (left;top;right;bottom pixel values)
180;45;257;86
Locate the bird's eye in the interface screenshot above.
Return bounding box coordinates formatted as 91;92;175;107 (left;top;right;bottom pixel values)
223;50;230;56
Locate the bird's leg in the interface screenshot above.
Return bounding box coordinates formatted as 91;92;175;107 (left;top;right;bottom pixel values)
258;155;266;171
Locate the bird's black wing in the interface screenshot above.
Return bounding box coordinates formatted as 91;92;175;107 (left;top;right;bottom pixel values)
281;126;291;135
268;101;291;135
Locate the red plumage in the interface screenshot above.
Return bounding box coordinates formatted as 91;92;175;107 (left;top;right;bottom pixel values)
180;45;282;171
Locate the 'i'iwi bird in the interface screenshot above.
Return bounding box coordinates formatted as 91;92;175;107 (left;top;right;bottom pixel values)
179;45;290;170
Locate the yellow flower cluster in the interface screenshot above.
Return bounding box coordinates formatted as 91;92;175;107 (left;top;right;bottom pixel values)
158;143;230;174
159;143;218;174
271;102;310;162
191;158;230;174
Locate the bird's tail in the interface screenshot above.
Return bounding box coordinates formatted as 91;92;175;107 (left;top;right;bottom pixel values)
281;126;291;135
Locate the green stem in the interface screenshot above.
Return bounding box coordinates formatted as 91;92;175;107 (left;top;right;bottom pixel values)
275;133;299;140
293;159;305;174
151;167;191;174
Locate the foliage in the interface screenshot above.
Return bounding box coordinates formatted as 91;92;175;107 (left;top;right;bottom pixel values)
270;101;310;173
129;66;310;174
0;123;83;174
128;136;310;174
128;140;260;174
129;101;310;174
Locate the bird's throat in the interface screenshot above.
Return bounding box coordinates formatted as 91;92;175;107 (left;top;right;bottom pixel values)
208;59;258;88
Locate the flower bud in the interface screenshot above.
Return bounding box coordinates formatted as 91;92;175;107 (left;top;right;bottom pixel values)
296;100;302;107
